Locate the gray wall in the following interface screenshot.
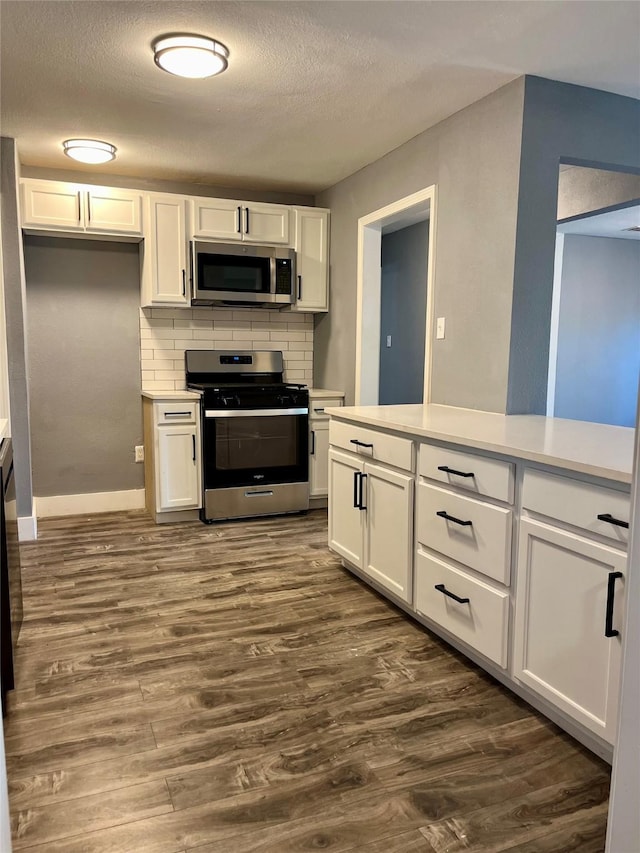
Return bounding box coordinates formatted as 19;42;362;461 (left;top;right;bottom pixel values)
0;137;34;518
315;77;525;410
558;166;640;221
554;235;640;427
379;222;428;404
508;77;640;414
24;237;143;496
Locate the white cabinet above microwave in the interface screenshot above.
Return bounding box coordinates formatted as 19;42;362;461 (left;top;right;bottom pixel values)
190;198;290;245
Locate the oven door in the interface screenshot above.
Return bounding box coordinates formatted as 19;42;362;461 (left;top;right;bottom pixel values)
203;408;309;490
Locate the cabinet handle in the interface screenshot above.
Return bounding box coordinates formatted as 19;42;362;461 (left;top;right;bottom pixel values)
245;490;274;498
597;513;629;530
437;465;475;479
314;407;325;414
436;510;473;527
297;275;302;300
605;571;623;638
434;583;470;604
182;269;186;297
245;207;250;234
189;241;194;292
192;434;196;462
350;439;374;449
77;192;82;223
358;472;367;511
86;192;91;223
310;430;315;456
236;206;242;234
353;471;360;508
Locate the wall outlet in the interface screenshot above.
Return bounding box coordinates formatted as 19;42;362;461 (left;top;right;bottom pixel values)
436;317;446;340
134;445;144;463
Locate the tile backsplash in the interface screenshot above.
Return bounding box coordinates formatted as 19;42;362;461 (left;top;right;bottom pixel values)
140;307;314;391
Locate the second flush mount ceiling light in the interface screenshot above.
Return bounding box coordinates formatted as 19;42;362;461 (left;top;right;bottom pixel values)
153;34;229;78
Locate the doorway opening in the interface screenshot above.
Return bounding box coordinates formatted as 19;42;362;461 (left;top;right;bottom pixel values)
355;186;436;405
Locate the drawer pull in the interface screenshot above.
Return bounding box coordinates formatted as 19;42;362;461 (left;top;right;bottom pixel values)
435;583;470;604
245;490;274;498
437;465;474;479
350;439;374;449
164;411;191;417
436;510;473;527
597;513;629;530
314;407;325;414
605;571;623;637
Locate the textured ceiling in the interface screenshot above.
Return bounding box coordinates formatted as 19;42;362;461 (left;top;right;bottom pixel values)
1;0;639;193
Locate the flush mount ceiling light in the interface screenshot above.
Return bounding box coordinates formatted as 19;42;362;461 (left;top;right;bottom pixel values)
153;34;229;78
62;139;117;164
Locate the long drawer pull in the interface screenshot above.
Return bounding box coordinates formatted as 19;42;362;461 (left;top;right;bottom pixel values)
350;439;374;448
436;510;473;527
164;411;192;417
314;407;325;414
605;571;623;637
245;490;274;498
435;583;470;604
597;513;629;530
438;465;474;478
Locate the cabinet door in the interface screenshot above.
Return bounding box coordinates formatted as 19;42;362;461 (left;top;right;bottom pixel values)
293;208;329;312
513;518;626;744
363;461;414;604
157;426;200;510
328;449;364;569
86;188;142;235
309;421;330;497
243;203;290;244
21;180;84;230
142;194;189;306
191;198;243;241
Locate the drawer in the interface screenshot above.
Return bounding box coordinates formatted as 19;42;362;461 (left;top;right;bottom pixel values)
417;482;512;585
310;397;343;422
419;443;514;504
330;419;414;473
154;401;198;425
522;469;630;548
415;548;509;668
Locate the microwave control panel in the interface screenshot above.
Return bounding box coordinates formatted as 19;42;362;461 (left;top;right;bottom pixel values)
275;258;293;295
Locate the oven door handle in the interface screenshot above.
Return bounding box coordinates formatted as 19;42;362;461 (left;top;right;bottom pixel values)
204;407;309;418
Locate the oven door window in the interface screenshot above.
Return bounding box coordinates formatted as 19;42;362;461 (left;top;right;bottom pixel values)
204;414;308;488
197;253;271;295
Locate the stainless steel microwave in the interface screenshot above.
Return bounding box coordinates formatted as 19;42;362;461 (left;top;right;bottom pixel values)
191;241;296;307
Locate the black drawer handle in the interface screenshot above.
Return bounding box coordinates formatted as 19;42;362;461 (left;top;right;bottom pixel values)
314;407;325;414
605;571;623;637
438;465;474;479
597;513;629;530
192;434;196;462
436;510;473;527
350;439;374;449
435;583;470;604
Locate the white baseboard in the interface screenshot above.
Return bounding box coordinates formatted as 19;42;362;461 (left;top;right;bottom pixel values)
17;515;38;542
35;489;146;519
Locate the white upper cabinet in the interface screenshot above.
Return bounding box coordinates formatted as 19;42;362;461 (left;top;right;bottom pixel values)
291;207;329;312
141;194;189;307
20;179;142;236
190;198;290;244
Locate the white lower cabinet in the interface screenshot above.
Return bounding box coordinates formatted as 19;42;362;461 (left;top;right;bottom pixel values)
309;421;330;497
329;448;413;604
513;517;626;744
143;397;202;521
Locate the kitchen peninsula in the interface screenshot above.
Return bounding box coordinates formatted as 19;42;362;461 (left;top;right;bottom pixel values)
326;404;633;760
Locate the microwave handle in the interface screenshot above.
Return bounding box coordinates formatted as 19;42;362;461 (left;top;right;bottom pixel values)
188;241;194;296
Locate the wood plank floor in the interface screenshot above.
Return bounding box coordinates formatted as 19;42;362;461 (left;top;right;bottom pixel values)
4;509;610;852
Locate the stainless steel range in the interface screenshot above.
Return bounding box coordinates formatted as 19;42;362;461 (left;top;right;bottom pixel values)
186;350;309;522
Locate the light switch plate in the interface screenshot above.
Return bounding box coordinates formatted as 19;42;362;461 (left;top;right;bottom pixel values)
386;335;392;348
436;317;446;339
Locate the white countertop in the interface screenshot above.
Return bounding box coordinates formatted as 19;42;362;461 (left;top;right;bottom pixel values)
325;404;635;484
142;390;202;400
308;388;345;398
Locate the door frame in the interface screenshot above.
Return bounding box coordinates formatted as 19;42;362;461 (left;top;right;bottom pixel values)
355;185;437;406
